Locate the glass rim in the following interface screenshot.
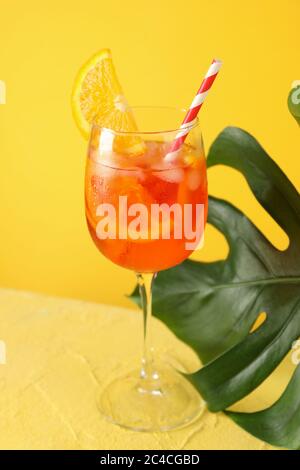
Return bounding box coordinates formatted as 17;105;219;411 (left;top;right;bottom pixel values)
91;105;200;136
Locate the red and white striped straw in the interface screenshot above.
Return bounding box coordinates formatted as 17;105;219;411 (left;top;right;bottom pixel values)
166;59;222;161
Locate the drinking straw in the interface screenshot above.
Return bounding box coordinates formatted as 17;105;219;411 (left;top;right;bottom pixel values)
166;59;222;160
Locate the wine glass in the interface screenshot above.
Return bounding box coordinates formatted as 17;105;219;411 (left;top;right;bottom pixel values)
85;106;207;431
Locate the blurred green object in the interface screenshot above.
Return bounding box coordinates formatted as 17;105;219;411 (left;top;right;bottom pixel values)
288;81;300;125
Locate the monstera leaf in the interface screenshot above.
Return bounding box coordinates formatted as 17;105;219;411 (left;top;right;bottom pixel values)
130;126;300;449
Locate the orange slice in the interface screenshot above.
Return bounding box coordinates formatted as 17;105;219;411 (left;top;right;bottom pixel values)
71;49;144;155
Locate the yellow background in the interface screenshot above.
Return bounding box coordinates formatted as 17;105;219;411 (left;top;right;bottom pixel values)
0;0;299;308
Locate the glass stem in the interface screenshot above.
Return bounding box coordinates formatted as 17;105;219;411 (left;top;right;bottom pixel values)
136;272;156;380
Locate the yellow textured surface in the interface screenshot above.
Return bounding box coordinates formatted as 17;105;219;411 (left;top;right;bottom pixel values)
0;288;283;450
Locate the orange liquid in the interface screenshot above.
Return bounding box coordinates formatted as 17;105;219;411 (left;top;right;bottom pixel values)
85;142;208;272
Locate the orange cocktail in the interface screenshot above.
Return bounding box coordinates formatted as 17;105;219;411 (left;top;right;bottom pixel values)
72;46;221;432
85;140;207;273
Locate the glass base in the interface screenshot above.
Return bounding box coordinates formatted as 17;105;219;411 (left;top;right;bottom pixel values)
98;366;205;432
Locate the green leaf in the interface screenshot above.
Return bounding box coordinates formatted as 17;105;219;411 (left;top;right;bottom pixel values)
188;127;300;411
130;126;300;448
226;366;300;450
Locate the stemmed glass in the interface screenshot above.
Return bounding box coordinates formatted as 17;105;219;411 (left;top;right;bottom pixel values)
85;106;208;431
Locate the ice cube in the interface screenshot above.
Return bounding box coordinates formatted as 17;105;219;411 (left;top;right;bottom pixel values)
153;168;184;183
187;168;201;190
